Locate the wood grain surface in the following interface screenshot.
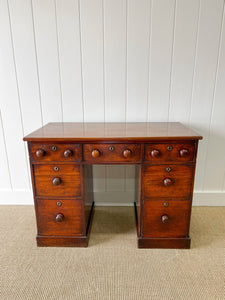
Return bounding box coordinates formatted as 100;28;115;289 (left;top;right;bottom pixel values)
142;164;194;201
24;122;203;142
142;200;190;238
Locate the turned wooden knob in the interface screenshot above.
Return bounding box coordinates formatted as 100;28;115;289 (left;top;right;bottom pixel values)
151;149;160;158
64;149;73;157
36;149;45;158
179;148;189;157
55;213;64;222
123;149;132;158
91;149;100;158
161;215;169;224
52;177;61;186
163;178;173;186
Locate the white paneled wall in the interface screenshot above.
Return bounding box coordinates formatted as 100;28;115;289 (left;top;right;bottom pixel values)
0;0;225;205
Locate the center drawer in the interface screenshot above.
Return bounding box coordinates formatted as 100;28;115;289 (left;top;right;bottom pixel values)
83;144;141;163
34;164;81;197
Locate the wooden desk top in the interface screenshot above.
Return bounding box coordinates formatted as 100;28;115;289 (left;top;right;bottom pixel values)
23;122;202;142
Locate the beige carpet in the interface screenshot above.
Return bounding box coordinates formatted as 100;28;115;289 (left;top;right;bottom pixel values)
0;206;224;300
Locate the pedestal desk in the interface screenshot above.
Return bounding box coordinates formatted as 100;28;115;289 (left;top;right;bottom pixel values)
23;122;202;249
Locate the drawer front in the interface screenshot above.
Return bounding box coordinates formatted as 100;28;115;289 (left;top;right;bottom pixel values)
143;164;194;200
29;143;80;162
34;164;79;176
37;199;83;236
145;142;195;163
83;143;141;163
142;200;190;237
34;165;81;197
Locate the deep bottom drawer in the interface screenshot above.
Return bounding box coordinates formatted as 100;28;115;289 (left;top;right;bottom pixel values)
36;199;83;236
142;200;191;238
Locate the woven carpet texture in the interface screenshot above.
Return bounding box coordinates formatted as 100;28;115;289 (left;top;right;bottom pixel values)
0;206;224;300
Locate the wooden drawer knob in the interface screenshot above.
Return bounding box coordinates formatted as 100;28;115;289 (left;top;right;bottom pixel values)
64;149;73;157
52;177;61;186
161;214;169;224
151;149;160;158
36;149;45;158
163;178;173;186
179;148;189;157
55;213;64;222
123;149;132;158
92;149;100;158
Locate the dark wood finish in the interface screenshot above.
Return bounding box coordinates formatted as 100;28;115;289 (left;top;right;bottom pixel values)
55;213;64;222
91;149;101;158
83;143;141;163
34;165;81;198
36;149;45;158
29;143;80;163
163;178;173;187
138;237;190;249
145;142;195;163
52;177;61;186
36;199;83;236
36;201;95;247
151;149;160;158
142;200;190;237
35;175;81;197
123;148;132;158
179;148;189;157
23;122;203;142
161;214;169;224
64;149;73;157
34;164;79;176
36;236;88;247
24;122;202;249
82;165;94;233
134;165;142;237
143;164;194;200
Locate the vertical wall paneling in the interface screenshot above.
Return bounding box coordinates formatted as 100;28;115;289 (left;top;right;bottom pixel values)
92;165;106;194
189;0;224;190
0;0;29;190
147;0;176;121
104;0;127;122
79;0;106;193
168;0;200;124
125;165;136;191
103;0;127;194
106;165;125;192
55;0;83;122
32;0;63;124
0;112;11;190
8;0;42;135
1;0;225;205
79;0;105;122
203;5;225;191
126;0;151;121
8;0;44;190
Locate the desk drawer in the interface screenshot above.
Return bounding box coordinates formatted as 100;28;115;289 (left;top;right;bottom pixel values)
34;165;81;197
142;200;190;238
29;143;80;162
83;143;141;163
37;199;83;236
143;164;194;200
34;164;79;176
145;142;195;163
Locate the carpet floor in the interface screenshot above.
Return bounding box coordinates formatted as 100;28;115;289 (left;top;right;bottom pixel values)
0;206;224;300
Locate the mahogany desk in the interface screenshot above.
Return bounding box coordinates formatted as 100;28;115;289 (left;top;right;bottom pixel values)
23;122;202;249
